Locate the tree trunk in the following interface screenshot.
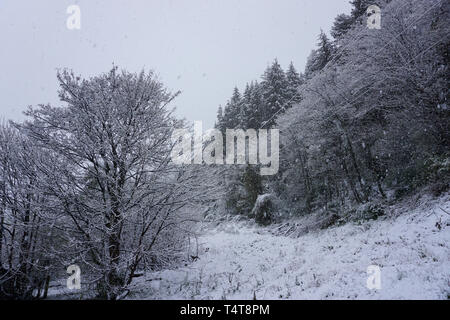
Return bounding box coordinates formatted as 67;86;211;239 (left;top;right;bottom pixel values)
42;275;50;299
106;209;123;299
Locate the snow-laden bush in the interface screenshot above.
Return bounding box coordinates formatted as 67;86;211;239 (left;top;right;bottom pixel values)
250;194;274;225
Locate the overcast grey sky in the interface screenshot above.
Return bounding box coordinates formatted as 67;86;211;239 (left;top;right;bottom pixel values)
0;0;351;128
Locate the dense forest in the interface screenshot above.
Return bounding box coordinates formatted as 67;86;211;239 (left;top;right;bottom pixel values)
213;0;449;223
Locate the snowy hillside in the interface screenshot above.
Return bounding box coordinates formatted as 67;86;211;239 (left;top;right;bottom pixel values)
129;194;450;300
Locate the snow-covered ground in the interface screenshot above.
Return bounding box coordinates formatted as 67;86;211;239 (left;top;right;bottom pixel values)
129;194;450;300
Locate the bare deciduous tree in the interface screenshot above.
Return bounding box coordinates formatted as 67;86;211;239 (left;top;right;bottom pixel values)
15;67;203;299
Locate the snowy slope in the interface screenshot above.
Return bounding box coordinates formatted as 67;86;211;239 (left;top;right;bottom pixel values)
129;194;450;300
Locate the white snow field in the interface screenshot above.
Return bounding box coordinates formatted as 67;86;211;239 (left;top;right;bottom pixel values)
129;194;450;300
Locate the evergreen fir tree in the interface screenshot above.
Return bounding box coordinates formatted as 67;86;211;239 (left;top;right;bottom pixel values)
285;62;303;107
250;81;264;128
331;13;353;39
350;0;378;22
261;59;288;126
215;105;224;131
226;87;242;128
240;83;253;129
305;31;335;77
221;87;242;129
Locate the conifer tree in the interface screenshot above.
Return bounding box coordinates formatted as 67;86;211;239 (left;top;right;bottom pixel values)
215;105;224;131
225;87;242;128
305;31;335;77
331;13;353;39
285;62;303;107
261;59;288;126
250;81;264;128
350;0;375;21
240;83;253;128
